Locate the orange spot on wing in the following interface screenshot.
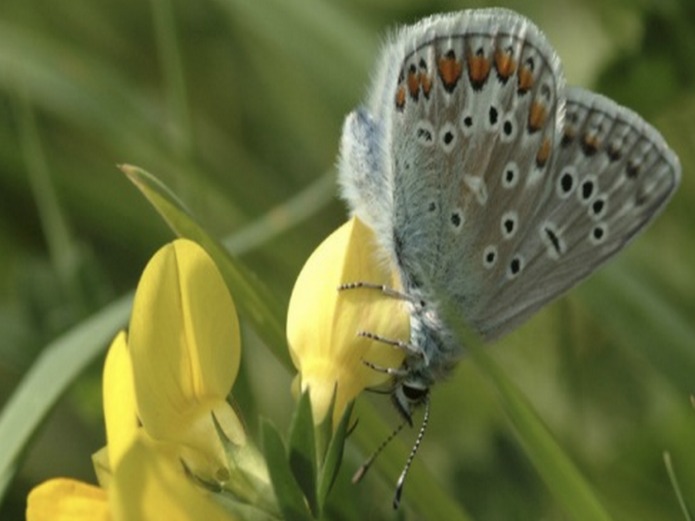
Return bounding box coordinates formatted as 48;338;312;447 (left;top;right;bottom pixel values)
607;142;622;161
527;101;547;133
536;137;551;168
494;49;516;81
437;50;463;93
626;159;640;178
467;52;491;90
561;126;575;147
407;68;420;100
395;86;406;110
517;65;534;94
419;73;432;98
581;134;600;156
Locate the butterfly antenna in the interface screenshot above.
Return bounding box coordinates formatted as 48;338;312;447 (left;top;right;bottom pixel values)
352;419;407;484
393;397;430;510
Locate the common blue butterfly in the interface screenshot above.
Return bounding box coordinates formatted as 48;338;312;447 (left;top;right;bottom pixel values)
338;8;680;506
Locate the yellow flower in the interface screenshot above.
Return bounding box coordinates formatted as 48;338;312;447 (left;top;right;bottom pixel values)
287;217;410;426
27;239;259;521
127;238;245;481
27;479;109;521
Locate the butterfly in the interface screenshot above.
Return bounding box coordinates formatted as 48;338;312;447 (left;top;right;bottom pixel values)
337;8;680;506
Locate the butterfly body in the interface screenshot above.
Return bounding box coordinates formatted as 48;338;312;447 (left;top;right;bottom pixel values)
339;9;680;421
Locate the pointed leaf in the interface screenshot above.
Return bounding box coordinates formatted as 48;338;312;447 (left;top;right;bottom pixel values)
261;420;313;521
663;451;694;521
314;384;337;464
0;294;132;497
578;265;695;390
318;400;353;506
288;391;318;516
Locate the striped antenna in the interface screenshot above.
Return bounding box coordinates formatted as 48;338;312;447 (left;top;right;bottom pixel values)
393;397;430;509
352;419;407;484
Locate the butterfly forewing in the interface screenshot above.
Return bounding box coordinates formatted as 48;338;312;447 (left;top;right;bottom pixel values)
383;11;565;311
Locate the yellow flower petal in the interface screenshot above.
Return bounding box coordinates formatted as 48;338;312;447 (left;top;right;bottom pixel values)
26;478;110;521
102;331;138;476
92;447;111;490
287;217;410;425
128;239;244;478
211;401;246;450
110;433;236;521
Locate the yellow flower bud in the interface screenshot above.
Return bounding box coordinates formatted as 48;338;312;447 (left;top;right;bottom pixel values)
287;217;410;425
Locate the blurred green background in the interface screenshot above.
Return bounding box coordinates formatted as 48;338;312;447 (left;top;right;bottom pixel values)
1;0;694;519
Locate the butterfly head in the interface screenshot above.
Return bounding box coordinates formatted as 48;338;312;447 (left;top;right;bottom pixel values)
392;376;429;425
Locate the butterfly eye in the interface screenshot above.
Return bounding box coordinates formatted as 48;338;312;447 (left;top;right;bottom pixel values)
392;382;429;423
401;383;429;402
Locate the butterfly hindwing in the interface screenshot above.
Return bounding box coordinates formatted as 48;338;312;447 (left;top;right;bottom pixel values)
474;87;681;339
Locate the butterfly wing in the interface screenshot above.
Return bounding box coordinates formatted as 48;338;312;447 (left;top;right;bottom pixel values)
347;10;567;323
340;9;562;273
339;9;680;343
473;86;680;339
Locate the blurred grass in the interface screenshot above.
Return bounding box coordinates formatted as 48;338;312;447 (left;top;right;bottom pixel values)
1;0;694;519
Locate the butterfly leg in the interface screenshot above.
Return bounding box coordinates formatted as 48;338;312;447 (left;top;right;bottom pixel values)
338;281;423;307
358;331;428;364
361;358;408;378
341;282;428;361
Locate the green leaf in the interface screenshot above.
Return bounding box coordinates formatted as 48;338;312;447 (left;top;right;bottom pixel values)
664;451;694;521
0;293;132;497
314;384;337;465
578;264;695;390
440;296;615;521
318;400;353;507
288;390;318;516
262;419;314;521
121;164;291;368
